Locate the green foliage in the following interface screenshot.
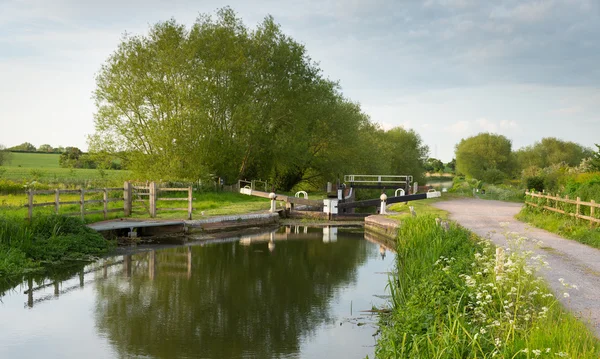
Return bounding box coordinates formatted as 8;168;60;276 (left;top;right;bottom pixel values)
9;142;36;152
90;8;426;190
0;144;12;166
455;133;515;180
375;216;600;358
59;147;97;169
589;144;600;172
425;158;444;173
525;176;545;192
517;206;600;249
37;144;53;153
481;168;505;185
515;137;593;171
0;215;112;277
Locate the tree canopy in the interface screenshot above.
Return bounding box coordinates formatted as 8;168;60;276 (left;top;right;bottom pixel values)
455;133;514;180
9;142;36;152
514;137;592;171
89;8;428;190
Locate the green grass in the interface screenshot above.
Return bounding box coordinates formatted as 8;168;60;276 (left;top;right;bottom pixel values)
0;190;272;222
375;216;600;358
0;166;132;183
385;193;461;220
0;214;113;278
516;206;600;249
7;152;61;168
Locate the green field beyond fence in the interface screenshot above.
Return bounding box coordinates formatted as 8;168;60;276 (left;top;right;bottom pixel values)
0;152;131;188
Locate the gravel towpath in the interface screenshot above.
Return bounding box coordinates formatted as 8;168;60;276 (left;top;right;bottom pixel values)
433;198;600;337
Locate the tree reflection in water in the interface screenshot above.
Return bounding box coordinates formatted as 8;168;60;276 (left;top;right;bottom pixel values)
94;228;371;359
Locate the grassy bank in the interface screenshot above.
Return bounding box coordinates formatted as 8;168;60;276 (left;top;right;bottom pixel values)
375;215;599;358
0;215;113;278
516;206;600;249
0;191;271;222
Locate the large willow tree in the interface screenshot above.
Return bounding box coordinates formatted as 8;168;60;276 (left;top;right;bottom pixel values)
90;8;427;190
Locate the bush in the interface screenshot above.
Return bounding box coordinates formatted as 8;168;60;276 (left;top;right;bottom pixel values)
0;215;112;277
482;168;505;185
525;176;545;192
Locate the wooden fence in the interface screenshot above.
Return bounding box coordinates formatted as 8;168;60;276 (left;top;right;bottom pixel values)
525;190;599;224
26;182;193;220
26;187;124;221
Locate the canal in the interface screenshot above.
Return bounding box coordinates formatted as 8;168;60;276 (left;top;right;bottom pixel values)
0;226;395;359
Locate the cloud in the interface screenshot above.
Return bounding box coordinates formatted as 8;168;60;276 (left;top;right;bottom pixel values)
552;106;584;115
476;118;498;132
500;120;518;129
446;121;470;134
510;1;555;23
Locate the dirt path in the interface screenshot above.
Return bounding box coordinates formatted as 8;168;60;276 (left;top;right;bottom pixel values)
433;198;600;337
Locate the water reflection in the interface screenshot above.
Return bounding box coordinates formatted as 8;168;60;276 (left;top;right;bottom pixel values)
0;226;395;359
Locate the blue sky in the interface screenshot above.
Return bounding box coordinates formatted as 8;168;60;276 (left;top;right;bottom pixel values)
0;0;599;162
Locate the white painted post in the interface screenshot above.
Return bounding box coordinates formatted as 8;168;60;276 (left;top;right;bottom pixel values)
269;192;277;213
327;182;332;193
413;182;418;194
380;193;387;215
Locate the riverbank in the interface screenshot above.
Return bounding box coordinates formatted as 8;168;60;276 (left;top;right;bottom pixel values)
0;214;113;278
374;214;600;358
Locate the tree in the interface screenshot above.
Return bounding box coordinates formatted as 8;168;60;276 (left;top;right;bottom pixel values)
514;137;592;171
0;144;12;166
424;158;444;173
455;133;514;180
9;142;36;152
89;8;387;189
380;127;429;184
589;144;600;171
59;147;84;168
446;158;456;173
37;144;53;153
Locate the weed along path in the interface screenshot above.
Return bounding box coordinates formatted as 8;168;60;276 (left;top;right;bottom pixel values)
433;198;600;337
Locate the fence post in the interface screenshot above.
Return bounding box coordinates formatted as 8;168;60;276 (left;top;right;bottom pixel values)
555;193;558;209
80;188;85;220
54;189;60;214
149;182;157;218
187;186;193;220
28;189;33;221
591;200;595;218
576;197;581;219
103;188;108;220
124;181;132;216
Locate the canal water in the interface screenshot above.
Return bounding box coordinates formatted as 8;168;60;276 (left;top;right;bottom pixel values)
0;226;395;359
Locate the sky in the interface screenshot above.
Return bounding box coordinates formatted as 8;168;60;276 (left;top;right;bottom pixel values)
0;0;599;162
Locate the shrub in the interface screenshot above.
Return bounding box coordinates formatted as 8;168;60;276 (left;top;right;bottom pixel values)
482;168;505;185
525;176;545;192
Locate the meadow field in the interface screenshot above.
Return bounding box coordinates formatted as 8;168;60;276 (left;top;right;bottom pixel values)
0;152;132;188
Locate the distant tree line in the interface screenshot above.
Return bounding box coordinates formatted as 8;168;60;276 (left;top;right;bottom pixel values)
0;142;123;170
454;132;597;188
89;8;429;190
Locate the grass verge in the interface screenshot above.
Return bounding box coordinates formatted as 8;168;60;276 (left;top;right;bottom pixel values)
375;215;600;358
516;206;600;249
0;214;114;278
